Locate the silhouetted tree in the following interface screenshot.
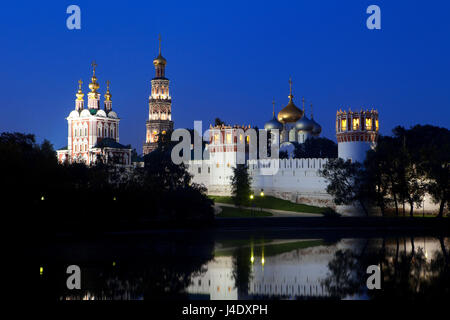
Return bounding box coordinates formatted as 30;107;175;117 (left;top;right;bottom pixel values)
231;164;252;207
320;158;369;215
294;137;338;158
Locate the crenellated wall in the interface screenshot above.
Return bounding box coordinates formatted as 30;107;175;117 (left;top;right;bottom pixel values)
186;158;334;207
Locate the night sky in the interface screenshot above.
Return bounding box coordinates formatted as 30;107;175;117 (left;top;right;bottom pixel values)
1;1;449;152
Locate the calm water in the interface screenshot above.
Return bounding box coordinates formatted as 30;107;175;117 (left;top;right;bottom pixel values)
37;232;450;300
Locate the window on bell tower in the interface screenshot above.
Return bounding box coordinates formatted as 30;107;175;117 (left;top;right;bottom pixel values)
353;118;360;131
365;118;372;130
341;119;347;131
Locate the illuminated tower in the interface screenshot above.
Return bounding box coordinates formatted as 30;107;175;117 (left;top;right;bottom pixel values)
143;35;174;154
336;108;379;163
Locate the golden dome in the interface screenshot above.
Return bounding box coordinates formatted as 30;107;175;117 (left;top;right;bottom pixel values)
277;96;303;123
104;80;112;101
76;79;84;101
153;35;166;66
277;78;303;123
89;61;99;92
153;53;167;66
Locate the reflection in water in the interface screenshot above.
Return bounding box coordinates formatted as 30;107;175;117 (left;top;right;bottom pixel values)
37;235;449;300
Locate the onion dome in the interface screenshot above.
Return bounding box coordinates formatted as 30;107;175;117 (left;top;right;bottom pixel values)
295;115;314;131
104;80;112;101
76;79;84;100
295;98;314;131
153;53;167;66
89;61;100;93
264;100;283;131
310;103;322;136
311;118;322;135
153;35;167;66
277;78;303;124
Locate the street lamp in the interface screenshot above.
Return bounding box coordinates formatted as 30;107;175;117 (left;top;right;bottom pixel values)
250;194;254;215
259;189;264;212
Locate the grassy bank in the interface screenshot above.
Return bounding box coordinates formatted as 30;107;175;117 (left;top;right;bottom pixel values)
216;206;273;218
215;239;326;257
210;195;325;214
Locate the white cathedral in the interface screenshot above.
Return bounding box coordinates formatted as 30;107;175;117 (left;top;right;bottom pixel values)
57;62;132;165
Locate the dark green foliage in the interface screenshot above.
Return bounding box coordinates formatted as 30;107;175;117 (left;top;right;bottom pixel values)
294;137;338;158
0;132;214;233
214;118;225;126
230;164;252;207
320;158;369;216
364;125;449;217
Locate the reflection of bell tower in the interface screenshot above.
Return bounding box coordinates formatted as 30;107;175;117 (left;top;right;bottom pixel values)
143;35;174;154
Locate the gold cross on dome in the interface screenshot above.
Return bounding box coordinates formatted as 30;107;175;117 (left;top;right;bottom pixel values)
78;79;82;89
158;34;162;54
272;99;275;116
106;80;110;90
91;60;97;75
288;77;292;95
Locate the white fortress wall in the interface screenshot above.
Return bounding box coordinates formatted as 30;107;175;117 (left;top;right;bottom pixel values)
186;158;334;207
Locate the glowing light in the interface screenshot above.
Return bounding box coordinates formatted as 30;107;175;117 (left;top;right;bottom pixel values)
352;118;360;130
341;119;347;131
112;261;116;267
40;267;43;275
261;257;265;266
260;191;264;197
41;196;45;201
250;255;254;263
113;197;116;201
250;194;254;200
365;118;372;130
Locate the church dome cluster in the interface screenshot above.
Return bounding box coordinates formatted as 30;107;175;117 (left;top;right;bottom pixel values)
264;78;322;143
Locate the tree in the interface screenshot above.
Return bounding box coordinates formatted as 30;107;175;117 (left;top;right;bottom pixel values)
320;158;369;216
405;125;449;218
294;137;338;158
231;164;252;207
214;118;225;127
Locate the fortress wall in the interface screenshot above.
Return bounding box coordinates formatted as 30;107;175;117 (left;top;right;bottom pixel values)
187;158;333;207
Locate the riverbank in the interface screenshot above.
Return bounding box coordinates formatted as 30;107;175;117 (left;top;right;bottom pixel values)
45;216;450;240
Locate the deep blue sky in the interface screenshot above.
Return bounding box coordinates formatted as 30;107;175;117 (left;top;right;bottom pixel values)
0;1;449;151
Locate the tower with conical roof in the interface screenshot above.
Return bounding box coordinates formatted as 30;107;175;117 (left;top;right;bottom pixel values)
143;35;174;154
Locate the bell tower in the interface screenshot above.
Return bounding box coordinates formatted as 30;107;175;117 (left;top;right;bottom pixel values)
143;35;174;154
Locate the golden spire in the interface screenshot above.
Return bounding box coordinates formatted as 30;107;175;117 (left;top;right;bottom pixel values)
272;99;275;117
76;79;84;100
158;34;162;55
302;97;305;112
104;80;112;101
89;60;100;93
153;35;167;66
288;77;293;99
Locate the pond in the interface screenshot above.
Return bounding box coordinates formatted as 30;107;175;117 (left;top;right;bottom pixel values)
37;232;450;300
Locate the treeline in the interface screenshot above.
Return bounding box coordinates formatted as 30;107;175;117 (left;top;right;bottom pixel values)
321;125;449;217
0;132;214;232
